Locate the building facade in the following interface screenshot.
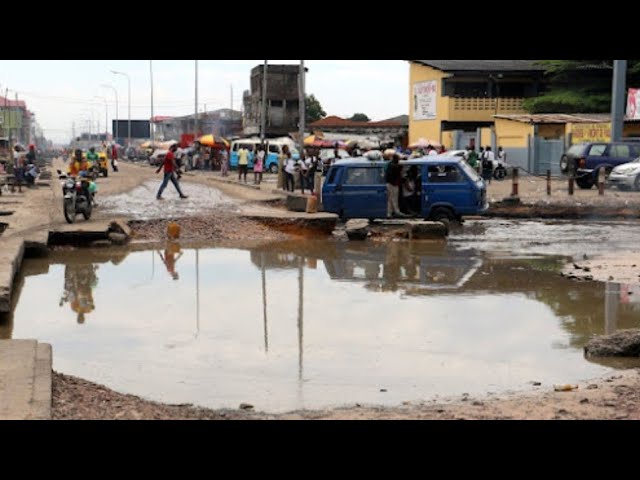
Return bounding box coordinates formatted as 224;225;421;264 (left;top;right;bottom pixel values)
0;96;29;145
408;60;546;150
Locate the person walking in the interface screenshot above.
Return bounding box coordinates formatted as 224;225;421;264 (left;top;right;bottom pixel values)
156;144;188;200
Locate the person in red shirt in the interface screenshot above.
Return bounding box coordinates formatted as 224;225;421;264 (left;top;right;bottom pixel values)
155;144;188;200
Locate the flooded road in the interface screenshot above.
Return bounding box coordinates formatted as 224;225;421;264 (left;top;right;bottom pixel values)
450;219;640;259
5;228;640;413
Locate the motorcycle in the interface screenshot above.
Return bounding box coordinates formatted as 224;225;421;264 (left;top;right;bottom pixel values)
58;170;93;224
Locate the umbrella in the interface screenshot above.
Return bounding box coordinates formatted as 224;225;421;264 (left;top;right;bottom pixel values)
199;134;229;148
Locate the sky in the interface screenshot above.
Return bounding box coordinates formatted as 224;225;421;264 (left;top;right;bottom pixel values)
0;60;409;144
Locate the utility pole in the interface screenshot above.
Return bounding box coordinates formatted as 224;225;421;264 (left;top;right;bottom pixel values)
230;84;233;111
5;88;12;163
261;60;268;143
298;60;306;154
195;60;199;139
611;60;627;142
150;60;155;147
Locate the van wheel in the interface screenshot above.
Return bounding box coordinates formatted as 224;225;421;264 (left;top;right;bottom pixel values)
430;207;454;223
576;176;594;189
269;163;278;174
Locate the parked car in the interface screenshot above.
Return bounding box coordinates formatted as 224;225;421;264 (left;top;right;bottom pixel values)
608;157;640;191
559;141;640;189
322;157;487;221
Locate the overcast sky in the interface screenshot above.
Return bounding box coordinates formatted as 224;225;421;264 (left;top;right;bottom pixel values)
0;60;409;144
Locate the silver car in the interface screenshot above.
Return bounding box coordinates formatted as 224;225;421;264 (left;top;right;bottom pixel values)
608;157;640;191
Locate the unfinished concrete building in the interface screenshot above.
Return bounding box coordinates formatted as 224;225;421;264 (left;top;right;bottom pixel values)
243;64;304;137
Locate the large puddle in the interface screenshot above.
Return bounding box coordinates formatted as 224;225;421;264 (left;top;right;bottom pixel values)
5;221;640;412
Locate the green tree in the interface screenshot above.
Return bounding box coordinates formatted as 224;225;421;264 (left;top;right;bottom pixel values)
523;60;640;113
348;113;370;122
305;94;326;123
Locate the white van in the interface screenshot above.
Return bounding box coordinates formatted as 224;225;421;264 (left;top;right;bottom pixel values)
229;137;298;173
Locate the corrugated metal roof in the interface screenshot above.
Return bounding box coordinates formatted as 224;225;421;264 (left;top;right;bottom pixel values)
411;60;544;72
310;115;404;128
494;113;640;124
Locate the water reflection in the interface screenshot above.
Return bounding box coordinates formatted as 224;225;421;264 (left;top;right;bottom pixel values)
157;241;183;280
10;240;640;412
59;262;99;324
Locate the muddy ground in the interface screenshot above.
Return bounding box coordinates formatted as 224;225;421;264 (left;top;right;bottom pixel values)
25;159;640;419
52;368;640;420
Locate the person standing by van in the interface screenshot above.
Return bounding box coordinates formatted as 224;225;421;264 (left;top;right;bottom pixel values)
385;154;404;218
238;146;249;183
220;148;229;177
284;150;296;192
254;144;265;185
278;145;289;190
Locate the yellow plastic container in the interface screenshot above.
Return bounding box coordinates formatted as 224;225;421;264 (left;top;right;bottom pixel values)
167;222;180;239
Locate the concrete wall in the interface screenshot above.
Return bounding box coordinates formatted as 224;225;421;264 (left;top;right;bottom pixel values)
494;118;532;148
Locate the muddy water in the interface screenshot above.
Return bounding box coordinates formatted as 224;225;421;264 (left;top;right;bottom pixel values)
7;231;640;413
450;219;640;259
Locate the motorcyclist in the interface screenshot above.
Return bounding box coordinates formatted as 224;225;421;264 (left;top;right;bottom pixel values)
68;149;93;205
68;149;84;176
86;146;99;176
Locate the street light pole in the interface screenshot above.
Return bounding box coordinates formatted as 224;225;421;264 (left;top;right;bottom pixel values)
100;84;118;143
111;70;131;147
261;60;268;143
195;60;199;139
298;60;305;154
94;96;108;138
611;60;627;142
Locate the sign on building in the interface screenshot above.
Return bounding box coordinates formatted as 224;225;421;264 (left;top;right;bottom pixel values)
627;88;640;120
413;80;437;121
570;122;611;144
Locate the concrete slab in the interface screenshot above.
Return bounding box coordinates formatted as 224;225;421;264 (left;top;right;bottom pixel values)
30;343;52;420
0;339;37;420
0;238;25;313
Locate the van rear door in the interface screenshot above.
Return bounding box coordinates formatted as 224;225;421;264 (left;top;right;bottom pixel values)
424;163;476;216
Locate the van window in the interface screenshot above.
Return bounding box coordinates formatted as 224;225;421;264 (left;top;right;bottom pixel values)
232;143;239;152
587;144;606;156
610;145;631;157
327;167;339;184
268;144;280;154
428;165;464;183
344;167;385;185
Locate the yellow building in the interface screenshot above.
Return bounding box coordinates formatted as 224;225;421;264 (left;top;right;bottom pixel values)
408;60;545;149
